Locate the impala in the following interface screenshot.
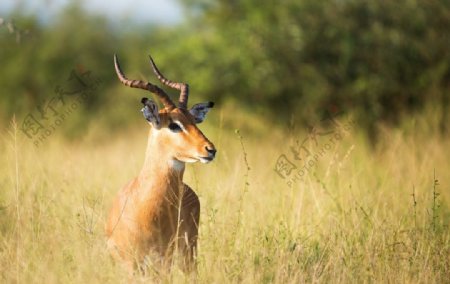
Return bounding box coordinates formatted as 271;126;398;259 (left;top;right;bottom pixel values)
106;54;216;272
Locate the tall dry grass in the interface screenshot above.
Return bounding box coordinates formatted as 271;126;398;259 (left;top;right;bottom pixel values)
0;110;449;283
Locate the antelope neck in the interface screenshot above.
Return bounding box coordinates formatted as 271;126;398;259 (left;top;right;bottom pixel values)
137;128;186;199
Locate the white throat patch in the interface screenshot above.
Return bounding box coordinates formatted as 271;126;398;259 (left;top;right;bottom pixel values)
169;159;185;172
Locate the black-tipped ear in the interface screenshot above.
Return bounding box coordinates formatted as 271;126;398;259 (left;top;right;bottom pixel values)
141;98;161;128
189;102;214;124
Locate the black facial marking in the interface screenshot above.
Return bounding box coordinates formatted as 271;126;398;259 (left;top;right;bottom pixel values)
168;121;182;133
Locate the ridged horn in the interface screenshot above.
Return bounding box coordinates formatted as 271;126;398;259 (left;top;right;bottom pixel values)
114;54;176;110
148;56;189;109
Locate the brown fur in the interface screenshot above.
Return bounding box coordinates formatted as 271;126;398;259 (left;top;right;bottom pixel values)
105;108;214;272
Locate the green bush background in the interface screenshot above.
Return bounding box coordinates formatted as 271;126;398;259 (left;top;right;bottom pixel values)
1;0;449;139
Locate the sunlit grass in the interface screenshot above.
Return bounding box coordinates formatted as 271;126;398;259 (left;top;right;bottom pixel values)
0;112;449;283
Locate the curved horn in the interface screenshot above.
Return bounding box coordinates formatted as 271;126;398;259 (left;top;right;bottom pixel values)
114;54;176;110
148;56;189;109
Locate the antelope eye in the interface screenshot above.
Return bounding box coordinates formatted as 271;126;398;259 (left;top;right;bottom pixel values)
168;122;182;133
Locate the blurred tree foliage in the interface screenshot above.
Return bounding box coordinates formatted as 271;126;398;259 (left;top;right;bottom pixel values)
0;0;449;138
178;0;450;137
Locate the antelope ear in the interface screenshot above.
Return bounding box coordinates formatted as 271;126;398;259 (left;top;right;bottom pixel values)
141;97;160;128
189;102;214;123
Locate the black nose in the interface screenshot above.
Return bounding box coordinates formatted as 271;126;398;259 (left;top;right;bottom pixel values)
205;146;216;156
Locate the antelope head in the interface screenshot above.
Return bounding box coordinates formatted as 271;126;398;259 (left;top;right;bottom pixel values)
113;54;216;164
